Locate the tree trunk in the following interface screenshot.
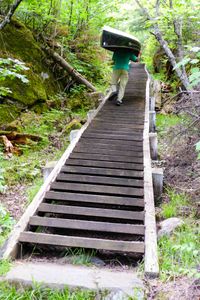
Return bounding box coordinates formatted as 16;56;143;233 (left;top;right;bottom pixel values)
45;47;97;92
0;0;23;30
135;0;189;90
169;0;189;87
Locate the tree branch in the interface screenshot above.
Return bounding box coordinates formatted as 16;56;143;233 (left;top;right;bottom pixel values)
134;0;190;90
0;0;23;30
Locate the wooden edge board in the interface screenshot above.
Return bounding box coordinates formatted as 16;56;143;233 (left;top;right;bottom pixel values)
19;232;145;253
143;67;159;278
0;96;107;260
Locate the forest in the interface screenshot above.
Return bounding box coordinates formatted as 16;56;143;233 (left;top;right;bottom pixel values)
0;0;200;299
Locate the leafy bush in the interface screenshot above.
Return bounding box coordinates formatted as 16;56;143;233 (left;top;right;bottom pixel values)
0;58;29;97
161;190;189;219
0;205;14;246
196;141;200;159
173;47;200;88
159;221;200;281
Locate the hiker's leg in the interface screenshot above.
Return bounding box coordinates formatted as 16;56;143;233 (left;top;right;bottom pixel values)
104;70;120;100
117;70;129;103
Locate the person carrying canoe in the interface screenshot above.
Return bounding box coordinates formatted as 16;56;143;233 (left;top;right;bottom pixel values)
105;49;140;106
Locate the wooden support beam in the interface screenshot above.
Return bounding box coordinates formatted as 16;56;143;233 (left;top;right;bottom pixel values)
149;132;158;160
152;168;163;204
149;96;155;111
149;111;156;133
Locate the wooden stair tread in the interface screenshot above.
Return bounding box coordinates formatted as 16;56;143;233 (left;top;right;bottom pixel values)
29;216;145;235
45;191;144;207
38;203;144;220
19;232;145;253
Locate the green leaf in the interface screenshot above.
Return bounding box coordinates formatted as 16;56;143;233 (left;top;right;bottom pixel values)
173;58;190;70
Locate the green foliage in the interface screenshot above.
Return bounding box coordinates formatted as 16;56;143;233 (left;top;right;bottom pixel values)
62;248;97;266
196;141;200;159
0;259;12;276
0;204;15;246
173;47;200;88
26;178;43;204
161;190;189;219
156;114;186;137
0;282;96;300
0;57;29;97
0;153;7;194
159;221;200;281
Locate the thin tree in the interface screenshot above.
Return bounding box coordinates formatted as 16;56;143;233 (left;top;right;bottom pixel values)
135;0;190;90
0;0;23;30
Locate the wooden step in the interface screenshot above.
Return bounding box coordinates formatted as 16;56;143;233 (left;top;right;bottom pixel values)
38;203;145;220
74;146;143;157
80;137;143;147
57;173;143;188
69;152;143;163
45;191;144;207
19;232;145;253
61;166;143;178
51;182;144;197
29;216;145;235
66;159;143;171
77;141;143;151
82;132;143;141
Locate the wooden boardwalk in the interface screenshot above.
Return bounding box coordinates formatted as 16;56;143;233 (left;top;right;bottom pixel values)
1;64;159;277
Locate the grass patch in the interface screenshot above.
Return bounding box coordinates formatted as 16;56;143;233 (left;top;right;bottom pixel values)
159;220;200;281
161;190;190;219
26;177;44;204
0;282;97;300
62;248;97;266
156;113;186;137
0;204;15;246
0;259;12;276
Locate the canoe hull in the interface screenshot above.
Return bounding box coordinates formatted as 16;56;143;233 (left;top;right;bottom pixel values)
101;27;141;56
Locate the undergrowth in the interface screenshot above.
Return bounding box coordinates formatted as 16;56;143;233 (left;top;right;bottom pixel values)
62;248;97;266
0;282;97;300
159;220;200;281
0;259;12;276
156;113;200;282
0;204;15;246
160;190;190;219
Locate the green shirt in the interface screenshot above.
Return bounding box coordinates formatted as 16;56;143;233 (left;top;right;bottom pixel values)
112;49;138;71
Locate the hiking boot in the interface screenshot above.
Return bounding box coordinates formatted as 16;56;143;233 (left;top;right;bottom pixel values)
116;100;122;106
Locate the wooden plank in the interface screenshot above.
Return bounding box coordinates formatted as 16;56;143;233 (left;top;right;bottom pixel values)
29;216;145;235
51;182;144;197
90;123;144;130
77;140;143;148
143;68;159;277
76;143;143;153
66;159;143;171
80;137;143;147
61;166;143;178
69;152;143;163
38;203;145;220
45;191;144;207
19;232;145;253
74;146;143;157
57;173;144;188
82;132;143;141
86;128;143;135
93;118;144;125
